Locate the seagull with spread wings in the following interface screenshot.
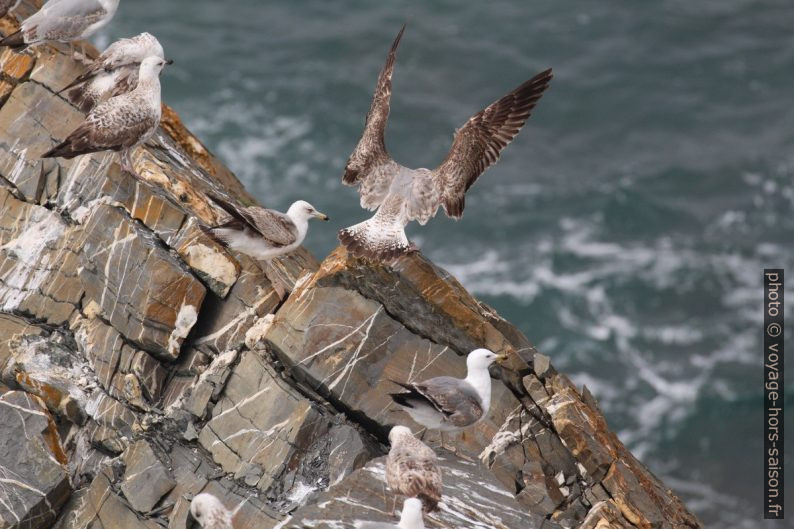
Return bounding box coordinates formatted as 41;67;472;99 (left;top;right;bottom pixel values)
42;55;171;177
338;25;552;261
59;32;164;112
201;194;329;261
0;0;119;56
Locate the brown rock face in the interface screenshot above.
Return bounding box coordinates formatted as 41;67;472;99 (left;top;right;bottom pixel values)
0;391;70;529
0;3;702;528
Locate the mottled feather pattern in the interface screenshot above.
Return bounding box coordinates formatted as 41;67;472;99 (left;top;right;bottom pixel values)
342;24;404;188
68;67;137;112
36;10;105;41
43;80;160;159
386;431;442;513
339;26;552;260
436;68;553;218
60;32;162;103
338;193;410;260
358;159;400;211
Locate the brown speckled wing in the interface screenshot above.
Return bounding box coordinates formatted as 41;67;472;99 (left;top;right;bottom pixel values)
386;434;442;512
433;68;553;218
342;25;405;196
413;376;484;427
207;195;298;247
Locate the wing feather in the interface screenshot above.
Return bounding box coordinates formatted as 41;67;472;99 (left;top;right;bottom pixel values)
207;195;298;247
25;0;107;42
395;377;484;427
342;25;405;190
433;68;553;218
42;94;157;158
386;435;442;513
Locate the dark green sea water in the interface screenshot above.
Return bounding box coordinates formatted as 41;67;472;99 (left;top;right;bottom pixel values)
100;1;793;526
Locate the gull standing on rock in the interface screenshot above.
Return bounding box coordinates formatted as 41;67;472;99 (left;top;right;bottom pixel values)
201;194;329;261
0;0;120;57
385;426;442;513
0;1;21;19
355;498;426;529
390;349;507;444
338;25;552;260
186;493;233;529
42;55;171;177
59;32;164;112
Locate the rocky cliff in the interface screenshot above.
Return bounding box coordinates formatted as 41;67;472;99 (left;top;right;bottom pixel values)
0;3;703;528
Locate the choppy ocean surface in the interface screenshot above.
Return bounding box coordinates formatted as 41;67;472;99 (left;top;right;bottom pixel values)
99;1;793;526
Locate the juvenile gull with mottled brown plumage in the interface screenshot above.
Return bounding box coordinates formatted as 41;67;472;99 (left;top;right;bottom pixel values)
0;0;119;50
42;55;170;177
59;32;164;112
385;426;442;513
338;25;552;261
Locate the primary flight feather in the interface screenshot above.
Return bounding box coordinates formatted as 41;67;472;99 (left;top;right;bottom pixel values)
339;25;552;261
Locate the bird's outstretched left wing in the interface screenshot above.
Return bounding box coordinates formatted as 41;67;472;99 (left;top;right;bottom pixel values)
433;68;553;218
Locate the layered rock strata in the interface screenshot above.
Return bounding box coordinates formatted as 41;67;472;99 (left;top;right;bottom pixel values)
0;3;702;528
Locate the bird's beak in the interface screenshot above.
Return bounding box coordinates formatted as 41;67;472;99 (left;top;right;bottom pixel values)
314;211;330;221
165;59;174;65
496;353;509;364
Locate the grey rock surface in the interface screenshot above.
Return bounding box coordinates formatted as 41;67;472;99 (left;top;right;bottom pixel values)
0;4;703;529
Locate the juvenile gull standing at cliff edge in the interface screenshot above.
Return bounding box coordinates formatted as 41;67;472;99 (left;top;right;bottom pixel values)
338;25;552;260
386;426;442;513
58;32;164;112
202;194;329;260
186;493;233;529
42;55;171;177
0;0;120;58
355;498;425;529
390;349;507;447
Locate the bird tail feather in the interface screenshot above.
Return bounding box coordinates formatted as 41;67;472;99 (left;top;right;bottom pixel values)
338;215;410;261
41;140;72;159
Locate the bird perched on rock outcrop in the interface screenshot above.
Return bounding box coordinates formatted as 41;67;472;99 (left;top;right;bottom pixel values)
186;493;233;529
385;426;442;513
42;55;171;177
338;25;552;261
0;0;21;19
201;194;329;261
390;349;507;440
355;498;425;529
0;0;120;58
59;32;164;112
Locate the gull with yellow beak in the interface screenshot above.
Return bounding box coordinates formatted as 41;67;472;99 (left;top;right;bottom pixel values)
390;349;508;439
